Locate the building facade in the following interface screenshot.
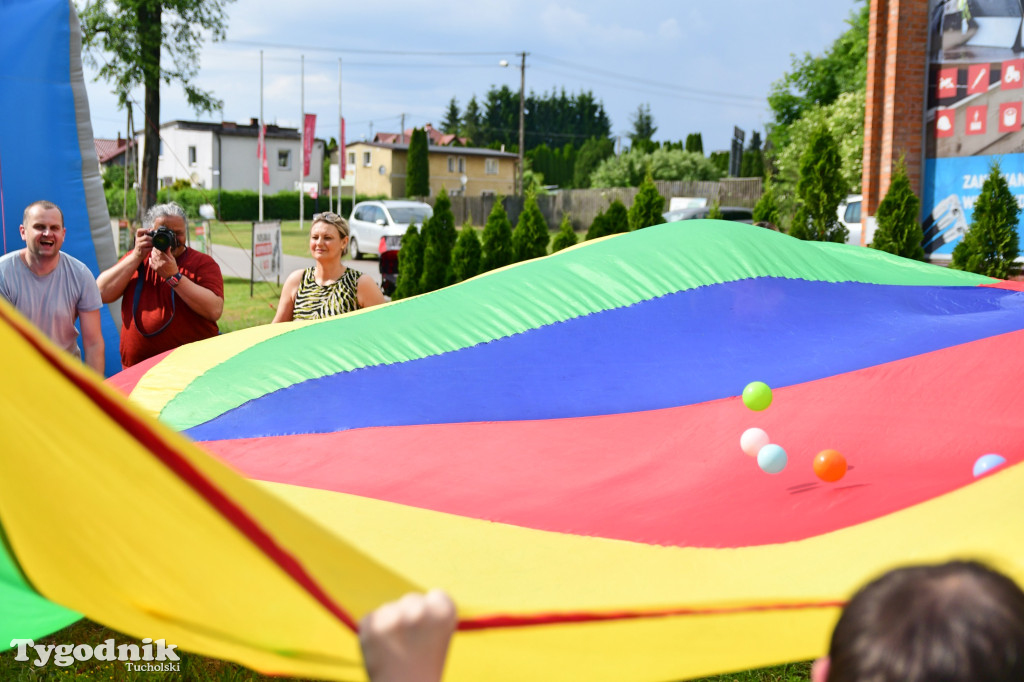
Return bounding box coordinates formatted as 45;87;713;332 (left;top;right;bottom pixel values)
339;141;517;198
136;119;325;195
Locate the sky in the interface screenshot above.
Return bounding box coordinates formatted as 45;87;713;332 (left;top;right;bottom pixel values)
82;0;863;154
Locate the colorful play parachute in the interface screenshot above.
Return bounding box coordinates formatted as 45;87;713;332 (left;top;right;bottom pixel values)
4;221;1024;680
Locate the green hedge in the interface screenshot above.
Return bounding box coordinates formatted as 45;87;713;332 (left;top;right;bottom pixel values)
104;187;383;223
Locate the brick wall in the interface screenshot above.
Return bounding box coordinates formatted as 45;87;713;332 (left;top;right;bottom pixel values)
862;0;930;235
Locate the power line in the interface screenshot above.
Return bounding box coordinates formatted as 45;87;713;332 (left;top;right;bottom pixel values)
223;40;512;57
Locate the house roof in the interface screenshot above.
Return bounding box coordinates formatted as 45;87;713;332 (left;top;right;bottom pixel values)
374;123;467;147
156;119;303;140
94;137;129;163
346;140;518;159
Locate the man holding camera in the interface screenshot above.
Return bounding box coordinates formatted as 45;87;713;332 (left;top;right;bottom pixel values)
97;202;223;368
0;200;104;373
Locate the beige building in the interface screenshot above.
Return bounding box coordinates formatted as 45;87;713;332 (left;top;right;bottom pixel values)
340;141;517;198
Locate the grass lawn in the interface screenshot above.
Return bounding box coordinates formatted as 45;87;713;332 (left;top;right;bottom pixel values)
0;617;812;681
219;276;280;334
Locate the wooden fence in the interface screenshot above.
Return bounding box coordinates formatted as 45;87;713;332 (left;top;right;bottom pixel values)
442;178;763;230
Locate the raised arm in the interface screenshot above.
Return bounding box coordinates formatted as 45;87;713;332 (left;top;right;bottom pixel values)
96;228;152;303
358;590;457;682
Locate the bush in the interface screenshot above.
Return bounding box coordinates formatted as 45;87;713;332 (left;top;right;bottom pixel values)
392;224;424;300
789;127;848;242
512;193;550;261
752;181;782;226
451;221;482;282
406;127;429;198
628;174;666;230
419;188;457;292
551;214;578;252
951;160;1021;278
480;198;514;272
870;157;924;259
707;200;724;220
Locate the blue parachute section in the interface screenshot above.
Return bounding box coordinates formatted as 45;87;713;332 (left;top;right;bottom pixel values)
0;0;121;375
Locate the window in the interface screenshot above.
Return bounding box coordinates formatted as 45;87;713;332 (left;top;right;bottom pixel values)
278;150;292;170
363;151;372;167
188;146;197;165
457;157;465;173
348;152;356;167
485;158;499;175
158;140;164;157
447;156;455;173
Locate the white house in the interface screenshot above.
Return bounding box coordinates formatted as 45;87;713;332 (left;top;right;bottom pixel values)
136;119;325;195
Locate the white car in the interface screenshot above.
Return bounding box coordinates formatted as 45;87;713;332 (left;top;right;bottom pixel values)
347;200;433;259
838;194;863;246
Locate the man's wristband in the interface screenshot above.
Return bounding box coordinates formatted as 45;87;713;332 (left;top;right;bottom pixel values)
165;272;183;288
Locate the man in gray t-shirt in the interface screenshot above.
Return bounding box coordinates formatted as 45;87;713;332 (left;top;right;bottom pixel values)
0;200;104;373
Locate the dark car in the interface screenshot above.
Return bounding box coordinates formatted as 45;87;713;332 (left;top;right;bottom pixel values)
662;206;754;224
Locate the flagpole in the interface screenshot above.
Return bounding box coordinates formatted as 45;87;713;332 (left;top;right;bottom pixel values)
299;54;305;232
342;58;346;218
259;49;264;222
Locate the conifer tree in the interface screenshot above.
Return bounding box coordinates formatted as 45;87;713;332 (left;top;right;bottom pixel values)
628;173;666;230
480;198;514;272
512;192;550;261
790;127;848;242
753;180;782;226
551;214;578;252
392;225;423;300
605;200;630;235
586;208;609;240
707;200;724;220
451;221;482;282
870;157;925;260
405;127;430;198
951;160;1021;278
419;188;457;292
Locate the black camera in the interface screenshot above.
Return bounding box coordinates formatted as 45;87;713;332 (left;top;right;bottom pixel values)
148;226;178;252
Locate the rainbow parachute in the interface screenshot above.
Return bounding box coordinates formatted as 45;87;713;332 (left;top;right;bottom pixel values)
3;221;1024;681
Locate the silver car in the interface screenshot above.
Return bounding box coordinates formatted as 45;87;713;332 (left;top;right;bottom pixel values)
347;200;433;259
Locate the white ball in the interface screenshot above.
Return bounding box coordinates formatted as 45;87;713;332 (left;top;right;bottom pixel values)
740;427;770;457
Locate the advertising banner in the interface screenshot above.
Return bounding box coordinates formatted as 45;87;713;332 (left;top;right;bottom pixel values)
303;113;316;177
251;221;282;282
924;0;1024;257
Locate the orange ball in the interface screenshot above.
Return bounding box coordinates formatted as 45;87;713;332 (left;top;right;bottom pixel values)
814;449;847;482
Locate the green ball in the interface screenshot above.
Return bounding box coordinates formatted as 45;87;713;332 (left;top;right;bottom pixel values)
742;381;773;411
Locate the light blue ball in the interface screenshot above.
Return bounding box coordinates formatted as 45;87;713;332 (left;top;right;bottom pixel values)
757;444;787;474
973;453;1006;477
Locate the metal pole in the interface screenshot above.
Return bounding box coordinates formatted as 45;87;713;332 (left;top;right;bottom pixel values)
299;54;305;232
338;58;342;215
259;50;264;222
344;58;348;214
518;52;526;197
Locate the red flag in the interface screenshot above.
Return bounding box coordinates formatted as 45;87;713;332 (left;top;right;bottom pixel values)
260;125;270;185
303;114;316;177
339;117;346;179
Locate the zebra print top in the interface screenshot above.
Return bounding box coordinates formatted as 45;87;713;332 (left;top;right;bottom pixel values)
292;266;361;320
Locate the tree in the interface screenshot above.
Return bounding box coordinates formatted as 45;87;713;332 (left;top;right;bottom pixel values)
586;208;610;241
767;1;868;149
740;131;764;178
573;137;614;188
405;127;429;198
419;188;457;291
441;97;461;135
461;96;483;145
708;151;729;176
752;180;782;226
451;221;482;282
629;174;666;230
707;200;724;220
480;199;514;271
790;127;848;242
393;225;424;300
604;200;630;235
870;157;924;259
102;164;125;190
951;160;1022;278
512;192;550;261
80;0;234;210
629;103;657;153
551;214;578;252
685;133;704;154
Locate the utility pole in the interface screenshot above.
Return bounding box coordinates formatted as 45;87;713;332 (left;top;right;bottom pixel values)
400;113;405;143
518;51;526;197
